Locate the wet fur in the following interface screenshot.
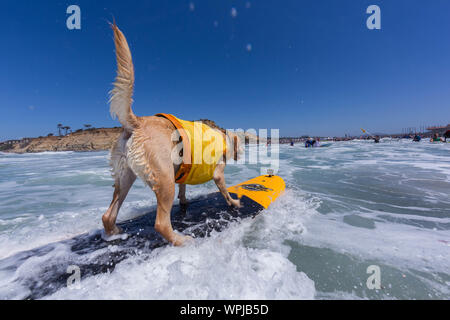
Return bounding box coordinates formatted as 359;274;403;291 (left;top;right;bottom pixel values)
102;24;241;246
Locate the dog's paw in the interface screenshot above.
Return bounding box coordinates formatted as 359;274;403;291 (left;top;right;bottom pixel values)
101;229;128;242
229;199;242;209
180;199;189;206
172;234;194;247
180;201;189;213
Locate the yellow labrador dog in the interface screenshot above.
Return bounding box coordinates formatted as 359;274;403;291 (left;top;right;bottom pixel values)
102;24;241;246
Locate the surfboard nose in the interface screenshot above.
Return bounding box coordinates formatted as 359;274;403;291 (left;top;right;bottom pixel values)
227;175;286;209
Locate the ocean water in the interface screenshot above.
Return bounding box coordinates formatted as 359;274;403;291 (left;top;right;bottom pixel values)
0;140;449;300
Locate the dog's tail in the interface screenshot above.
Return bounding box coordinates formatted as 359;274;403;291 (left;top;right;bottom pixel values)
109;23;139;132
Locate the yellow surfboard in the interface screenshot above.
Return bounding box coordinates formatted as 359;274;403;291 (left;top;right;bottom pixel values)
227;175;286;209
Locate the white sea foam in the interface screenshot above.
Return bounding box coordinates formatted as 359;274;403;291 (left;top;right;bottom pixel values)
0;141;449;299
48;216;316;300
301;210;450;274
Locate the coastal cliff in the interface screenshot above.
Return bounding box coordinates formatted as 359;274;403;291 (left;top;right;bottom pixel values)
1;128;123;153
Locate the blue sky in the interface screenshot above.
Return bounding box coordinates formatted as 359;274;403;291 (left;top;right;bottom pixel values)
1;0;450;140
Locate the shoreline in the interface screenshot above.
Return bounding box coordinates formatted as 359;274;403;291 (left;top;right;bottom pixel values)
1;127;442;155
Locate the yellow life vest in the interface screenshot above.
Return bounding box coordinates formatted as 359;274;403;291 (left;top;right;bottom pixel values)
156;114;227;185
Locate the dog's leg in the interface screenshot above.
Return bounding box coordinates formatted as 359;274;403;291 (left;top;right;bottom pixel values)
213;163;241;208
153;178;192;246
102;167;136;235
178;184;188;206
178;183;189;213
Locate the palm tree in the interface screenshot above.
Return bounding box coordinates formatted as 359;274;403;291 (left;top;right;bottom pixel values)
57;124;63;136
64;126;71;135
84;124;92;130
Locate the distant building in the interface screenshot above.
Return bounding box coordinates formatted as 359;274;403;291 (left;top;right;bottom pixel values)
427;124;450;135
